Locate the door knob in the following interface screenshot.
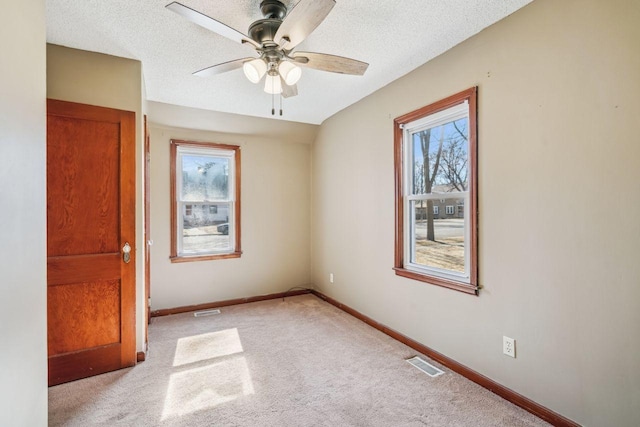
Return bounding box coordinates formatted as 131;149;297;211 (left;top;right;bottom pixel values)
122;242;131;263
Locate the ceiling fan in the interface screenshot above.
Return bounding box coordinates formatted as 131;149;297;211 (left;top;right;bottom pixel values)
166;0;369;114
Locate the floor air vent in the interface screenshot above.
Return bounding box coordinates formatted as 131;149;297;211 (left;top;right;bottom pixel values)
406;356;445;377
193;309;221;317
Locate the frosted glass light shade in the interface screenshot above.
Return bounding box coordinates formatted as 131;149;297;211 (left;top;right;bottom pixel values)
278;61;302;85
243;59;267;83
264;74;282;94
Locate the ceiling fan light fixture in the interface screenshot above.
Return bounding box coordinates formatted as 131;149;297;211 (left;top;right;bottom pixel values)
166;0;369;115
278;60;302;86
264;74;282;94
243;58;267;83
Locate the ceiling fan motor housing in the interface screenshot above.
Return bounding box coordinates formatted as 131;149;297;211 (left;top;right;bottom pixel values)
248;19;282;45
249;0;287;45
260;0;286;19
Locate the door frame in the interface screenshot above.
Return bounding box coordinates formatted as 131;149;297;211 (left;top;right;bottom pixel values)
143;115;151;355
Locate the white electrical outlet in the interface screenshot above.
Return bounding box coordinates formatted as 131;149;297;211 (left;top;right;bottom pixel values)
503;336;516;358
329;273;334;283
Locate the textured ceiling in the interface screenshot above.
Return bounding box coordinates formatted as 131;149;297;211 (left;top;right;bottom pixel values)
46;0;532;124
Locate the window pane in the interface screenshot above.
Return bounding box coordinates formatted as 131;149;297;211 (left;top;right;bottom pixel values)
181;155;230;201
411;198;465;274
411;117;468;195
182;203;231;253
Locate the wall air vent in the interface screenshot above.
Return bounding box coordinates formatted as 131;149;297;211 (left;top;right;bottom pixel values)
193;309;221;317
406;356;445;377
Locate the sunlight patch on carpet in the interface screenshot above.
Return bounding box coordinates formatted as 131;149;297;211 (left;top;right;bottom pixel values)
161;356;255;420
173;328;243;367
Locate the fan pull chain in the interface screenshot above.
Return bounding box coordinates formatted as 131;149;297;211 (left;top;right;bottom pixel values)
271;91;275;116
279;93;283;116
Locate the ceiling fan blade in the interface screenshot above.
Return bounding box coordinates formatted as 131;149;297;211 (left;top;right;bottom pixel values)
274;0;335;50
280;78;298;98
290;52;369;75
166;2;260;48
193;58;255;78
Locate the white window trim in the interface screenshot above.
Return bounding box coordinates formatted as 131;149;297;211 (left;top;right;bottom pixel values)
402;102;471;284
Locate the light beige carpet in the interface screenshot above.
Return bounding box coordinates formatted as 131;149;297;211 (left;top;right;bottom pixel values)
49;294;549;426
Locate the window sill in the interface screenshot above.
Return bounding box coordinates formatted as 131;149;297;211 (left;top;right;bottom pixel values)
170;251;242;263
393;267;478;295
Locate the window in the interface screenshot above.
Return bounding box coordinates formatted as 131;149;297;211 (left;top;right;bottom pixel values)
170;140;241;262
433;205;439;215
394;87;478;294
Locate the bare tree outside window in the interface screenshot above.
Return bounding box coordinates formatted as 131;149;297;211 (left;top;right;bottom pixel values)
412;118;468;243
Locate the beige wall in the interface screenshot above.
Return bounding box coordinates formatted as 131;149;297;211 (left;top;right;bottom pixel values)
311;0;640;425
148;106;316;309
0;1;48;425
47;44;147;352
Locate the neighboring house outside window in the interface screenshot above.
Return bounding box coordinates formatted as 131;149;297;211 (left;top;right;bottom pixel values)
170;139;241;262
393;87;478;294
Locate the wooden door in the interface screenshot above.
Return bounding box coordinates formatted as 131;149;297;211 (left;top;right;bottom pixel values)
47;99;136;386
